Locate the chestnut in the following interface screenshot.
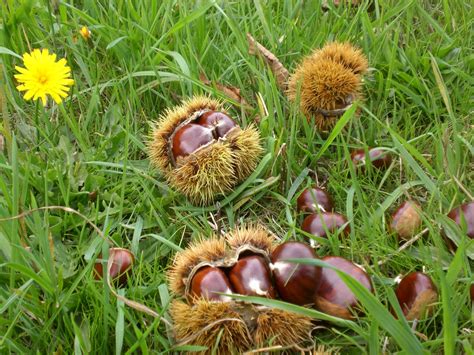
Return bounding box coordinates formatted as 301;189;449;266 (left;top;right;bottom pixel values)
390;200;422;240
270;242;321;305
94;247;135;285
296;187;334;213
315;256;373;319
172;123;214;160
190;266;234;302
351;147;392;170
301;212;350;239
395;272;438;320
229;256;276;298
447;201;474;239
196;111;237;138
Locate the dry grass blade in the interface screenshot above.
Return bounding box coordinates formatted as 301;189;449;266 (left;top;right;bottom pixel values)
247;33;289;90
199;73;252;110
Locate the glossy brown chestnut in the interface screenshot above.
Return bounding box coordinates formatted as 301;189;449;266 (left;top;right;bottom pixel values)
270;242;321;305
447;201;474;239
395;272;438;320
196;111;237;138
315;256;373;319
229;256;276;298
301;212;350;239
296;187;334;213
172;123;214;160
390;200;422;240
351;147;392;170
94;247;135;285
190;266;234;302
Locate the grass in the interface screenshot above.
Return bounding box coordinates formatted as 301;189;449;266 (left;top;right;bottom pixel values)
0;0;473;353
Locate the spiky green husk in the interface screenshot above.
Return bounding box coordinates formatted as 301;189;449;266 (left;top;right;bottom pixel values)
311;42;368;75
167;142;236;205
226;225;274;255
171;300;252;354
168;238;227;297
253;308;313;347
226;125;264;182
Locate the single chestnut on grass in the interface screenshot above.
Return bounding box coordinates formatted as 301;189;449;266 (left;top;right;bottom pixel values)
270;242;321;305
297;187;334;213
315;256;373;319
301;212;350;239
447;201;474;239
229;255;276;298
395;272;438;320
94;247;134;285
390;200;422;240
149;96;263;205
351;147;392;170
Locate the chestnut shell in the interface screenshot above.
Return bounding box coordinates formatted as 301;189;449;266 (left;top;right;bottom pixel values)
171;123;214;160
395;272;438;320
296;187;334;213
301;212;350;239
190;266;234;302
94;247;134;285
390;200;422;240
196;111;237;138
351;147;392;170
271;242;321;305
315;256;373;319
229;256;276;298
447;201;474;239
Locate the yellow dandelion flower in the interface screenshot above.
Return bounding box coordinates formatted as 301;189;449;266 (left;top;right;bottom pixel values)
80;26;91;40
14;48;74;106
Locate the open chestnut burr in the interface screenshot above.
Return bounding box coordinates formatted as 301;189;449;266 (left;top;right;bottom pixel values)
94;247;135;285
315;256;373;319
351;147;392;170
301;212;350;239
390;200;422;240
296;187;334;213
149;96;263;205
168;227;313;353
395;272;438;320
270;242;321;305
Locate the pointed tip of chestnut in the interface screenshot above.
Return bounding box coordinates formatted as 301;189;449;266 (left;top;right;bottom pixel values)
229;255;276;298
315;256;373;319
270;242;321;306
190;266;234;302
94;247;135;285
390;200;422;240
301;212;350;240
351;147;392;170
395;272;438;320
296;187;334;213
447;201;474;239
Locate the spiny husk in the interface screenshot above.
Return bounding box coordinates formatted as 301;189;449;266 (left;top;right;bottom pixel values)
149;96;221;172
288;59;360;131
167;141;236;205
168;238;227;296
311;42;368;75
226;225;274;255
226;125;263;182
253;308;313;347
171;299;252;354
149;96;263;205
